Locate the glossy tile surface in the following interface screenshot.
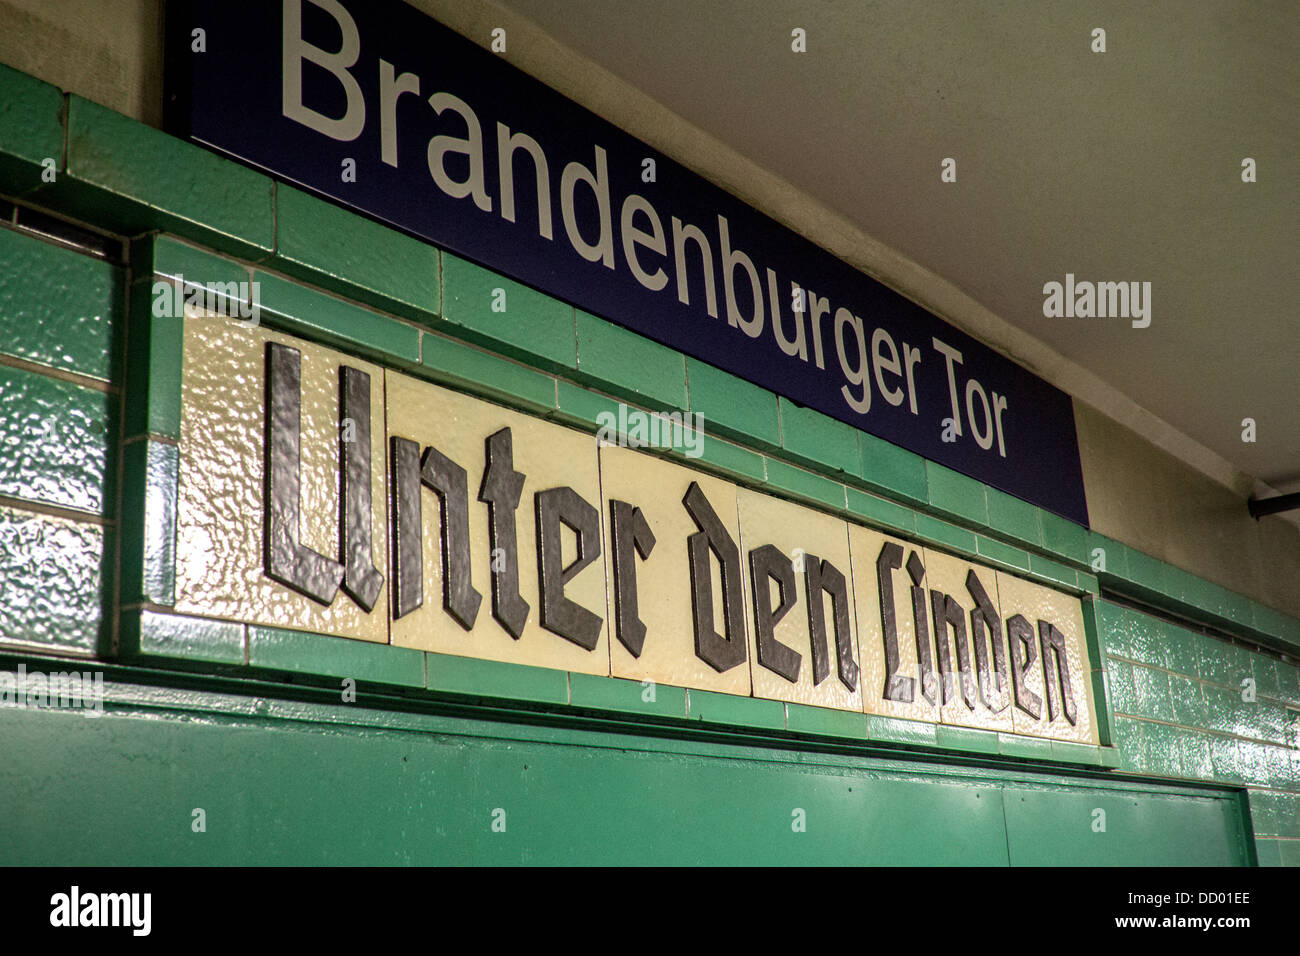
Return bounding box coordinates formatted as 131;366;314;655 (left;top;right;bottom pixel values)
996;569;1097;744
598;445;751;695
737;489;862;711
174;314;389;642
387;372;608;675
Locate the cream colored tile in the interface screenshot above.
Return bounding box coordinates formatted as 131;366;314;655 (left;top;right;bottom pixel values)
598;445;752;695
920;548;1013;733
175;315;388;642
995;570;1097;744
736;489;862;711
387;372;609;676
849;525;939;723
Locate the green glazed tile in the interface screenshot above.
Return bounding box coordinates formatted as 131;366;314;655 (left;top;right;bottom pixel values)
1141;720;1184;777
252;271;420;366
985;489;1041;548
1106;657;1136;714
845;487;915;535
249;626;424;688
124;284;183;440
1168;674;1206;727
425;651;567;705
442;254;575;370
273;184;439;321
686;689;785;730
0;63;64;196
693;433;766;483
924;462;988;528
0;505;105;653
122;608;244;666
0;363;114;515
574;309;685;408
685;357;781;450
0;226;122;381
568;672;687;719
858;432;927;505
1131;664;1174;722
867;714;937;746
1027;552;1077;591
997;732;1054;760
974;534;1030;572
57;96;274;258
778;398;860;476
1086;532;1126;579
763;458;847;511
1038;510;1089;565
935;724;1001;755
550;380;624;430
420;333;556;412
785;702;869;740
118;440;178;606
914;513;977;558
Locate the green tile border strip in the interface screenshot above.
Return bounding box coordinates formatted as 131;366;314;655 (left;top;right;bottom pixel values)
119;608;245;667
118;440;178;607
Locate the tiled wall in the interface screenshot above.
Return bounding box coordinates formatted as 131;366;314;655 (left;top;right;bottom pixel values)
1097;599;1300;865
0;221;121;654
0;60;1296;863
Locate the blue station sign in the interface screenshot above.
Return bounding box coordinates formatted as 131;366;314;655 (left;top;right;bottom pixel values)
164;0;1090;526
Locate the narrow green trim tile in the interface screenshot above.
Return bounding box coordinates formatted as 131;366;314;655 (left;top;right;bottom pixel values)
785;703;868;740
975;534;1030;572
914;513;977;558
420;332;557;412
1050;740;1104;765
866;714;937;746
249;626;424;688
0;63;65;196
1027;552;1077;590
1075;570;1099;593
693;433;766;483
685;357;781;450
575;309;686;409
935;724;1001;755
1038;510;1089;565
763;458;847;511
121;609;244;666
997;732;1054;760
858;432;927;505
1087;533;1126;579
845;487;915;535
568;672;688;719
1098;745;1122;768
119;440;177;607
273;184;439;322
550;380;624;430
925;462;988;528
0;226;122;381
425;651;568;705
1121;545;1169;598
442;254;575;370
252;271;420;366
140;234;249;288
778;398;860;476
124;283;183;440
986;489;1042;548
55;96;274;258
686;689;785;730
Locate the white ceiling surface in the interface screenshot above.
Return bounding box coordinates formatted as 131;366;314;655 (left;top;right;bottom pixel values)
493;0;1298;496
